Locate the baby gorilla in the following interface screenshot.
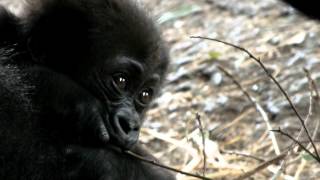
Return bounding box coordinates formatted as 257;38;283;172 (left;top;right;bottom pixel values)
0;0;174;179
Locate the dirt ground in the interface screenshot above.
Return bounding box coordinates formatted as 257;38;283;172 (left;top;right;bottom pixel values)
140;0;320;179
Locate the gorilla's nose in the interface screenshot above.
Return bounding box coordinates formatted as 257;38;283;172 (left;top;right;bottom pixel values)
111;109;140;149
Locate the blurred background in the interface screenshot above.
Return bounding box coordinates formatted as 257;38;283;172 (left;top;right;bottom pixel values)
139;0;320;179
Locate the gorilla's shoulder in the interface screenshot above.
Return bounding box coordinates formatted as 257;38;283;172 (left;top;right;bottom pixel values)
0;62;31;120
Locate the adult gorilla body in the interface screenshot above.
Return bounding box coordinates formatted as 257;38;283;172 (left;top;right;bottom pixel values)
0;0;174;179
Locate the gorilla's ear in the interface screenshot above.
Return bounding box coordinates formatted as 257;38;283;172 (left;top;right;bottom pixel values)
25;1;90;68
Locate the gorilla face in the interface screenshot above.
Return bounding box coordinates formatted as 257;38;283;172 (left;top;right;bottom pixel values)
85;55;166;148
65;1;169;148
0;1;176;179
16;0;169;149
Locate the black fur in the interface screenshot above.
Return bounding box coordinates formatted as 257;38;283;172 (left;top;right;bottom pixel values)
0;0;174;179
282;0;320;19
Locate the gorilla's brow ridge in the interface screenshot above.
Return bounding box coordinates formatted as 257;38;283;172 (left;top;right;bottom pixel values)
116;56;144;75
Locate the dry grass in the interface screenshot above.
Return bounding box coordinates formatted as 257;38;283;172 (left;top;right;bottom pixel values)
141;0;320;179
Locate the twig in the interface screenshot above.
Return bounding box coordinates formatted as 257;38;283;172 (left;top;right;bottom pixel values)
234;151;288;180
191;36;320;159
271;128;320;162
292;69;315;153
221;150;265;162
216;65;281;155
304;68;320;99
303;68;320;148
304;69;315;119
124;150;213;180
103;144;213;180
195;113;207;177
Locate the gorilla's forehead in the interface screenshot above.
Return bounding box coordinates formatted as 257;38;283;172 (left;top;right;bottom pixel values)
106;56;165;80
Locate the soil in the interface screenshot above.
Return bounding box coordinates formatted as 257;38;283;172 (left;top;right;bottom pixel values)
141;0;320;179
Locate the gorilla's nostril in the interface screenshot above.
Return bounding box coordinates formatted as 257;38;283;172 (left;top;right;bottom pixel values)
118;117;131;134
132;127;139;131
111;111;140;149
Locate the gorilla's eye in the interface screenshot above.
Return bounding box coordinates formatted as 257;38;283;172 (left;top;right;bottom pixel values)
138;88;153;105
112;74;127;90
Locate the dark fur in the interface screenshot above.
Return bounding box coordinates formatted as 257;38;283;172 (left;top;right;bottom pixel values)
282;0;320;19
0;0;174;179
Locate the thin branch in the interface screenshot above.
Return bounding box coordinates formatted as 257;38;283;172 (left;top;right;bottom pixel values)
124;150;213;180
271;128;320;162
191;36;319;159
304;69;314;127
304;68;320;148
195;113;207;177
221;150;265;162
104;144;213;180
304;68;320;99
217;65;281;155
234;151;288;180
293;69;315;152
